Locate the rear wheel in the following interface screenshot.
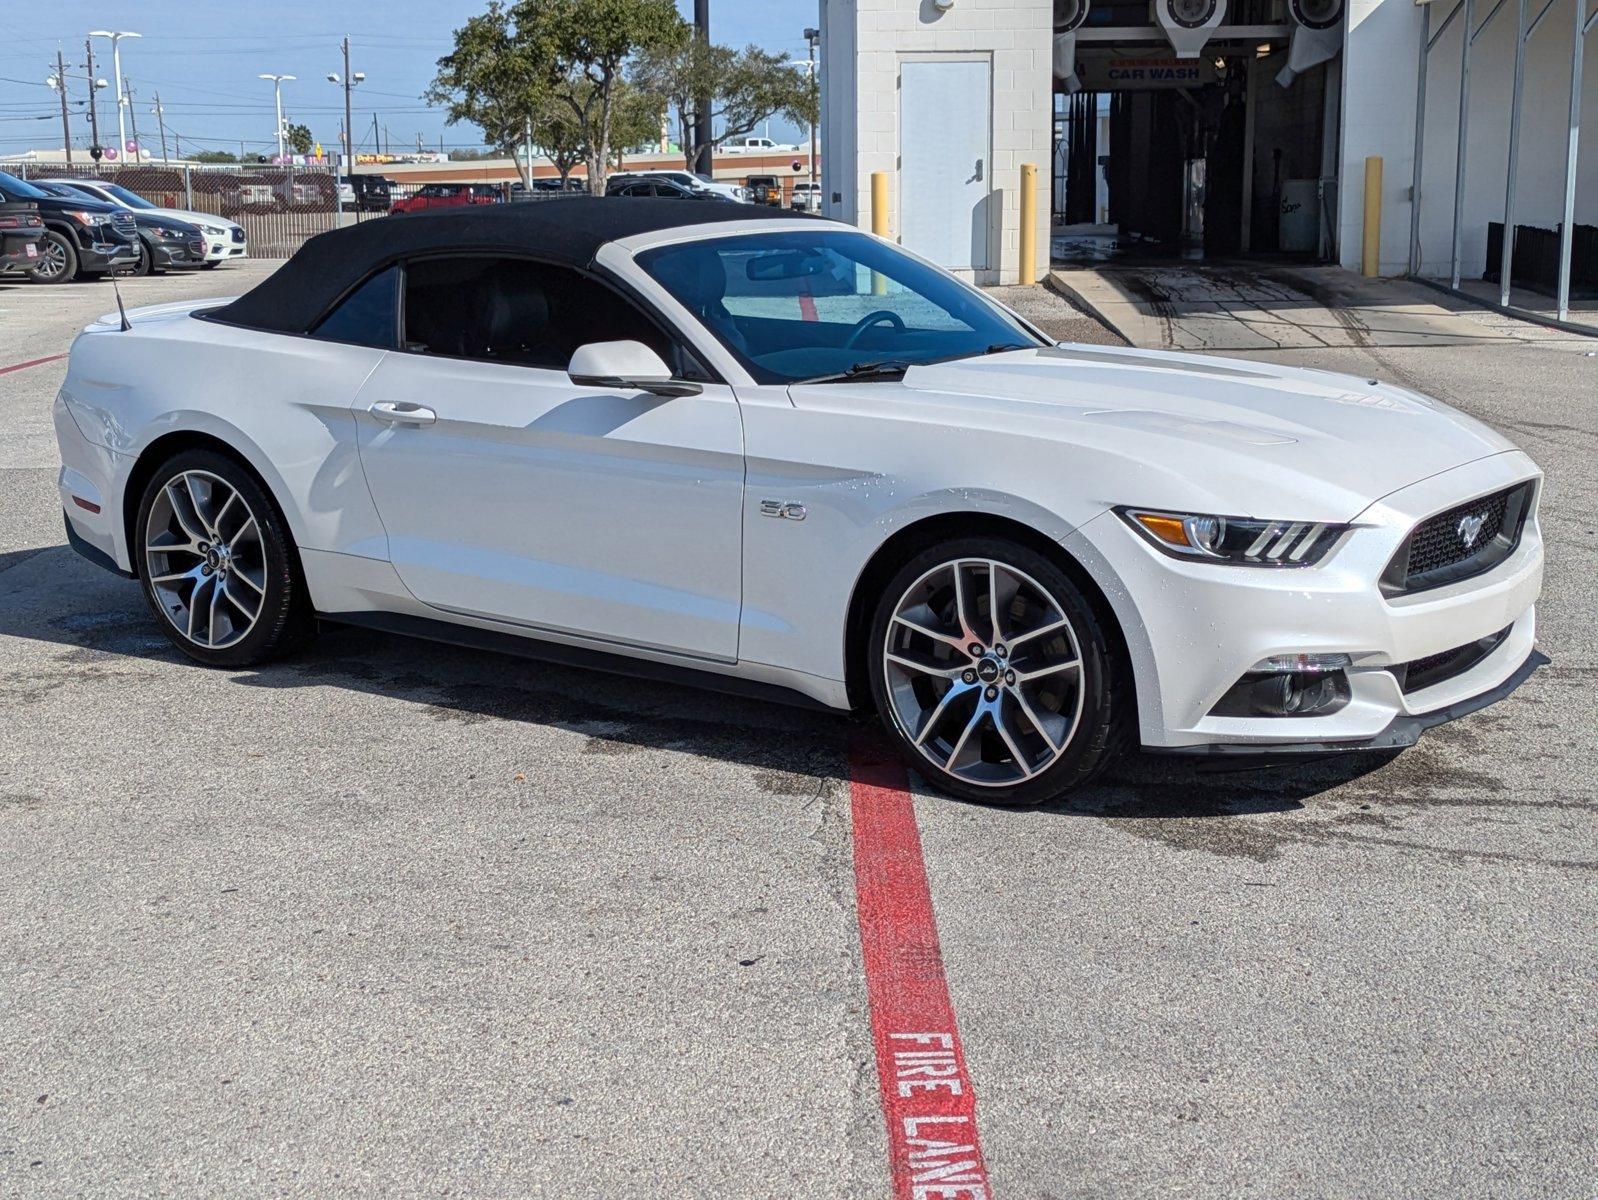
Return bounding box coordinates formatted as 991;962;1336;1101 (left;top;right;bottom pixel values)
27;230;77;284
867;537;1126;806
135;449;315;667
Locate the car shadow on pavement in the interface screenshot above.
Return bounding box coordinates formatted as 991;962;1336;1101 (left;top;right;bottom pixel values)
2;543;1399;815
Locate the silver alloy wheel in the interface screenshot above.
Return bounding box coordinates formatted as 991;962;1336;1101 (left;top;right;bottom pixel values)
143;470;267;650
882;557;1085;788
34;237;69;281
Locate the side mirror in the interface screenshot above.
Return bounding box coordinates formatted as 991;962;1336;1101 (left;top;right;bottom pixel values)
568;340;702;397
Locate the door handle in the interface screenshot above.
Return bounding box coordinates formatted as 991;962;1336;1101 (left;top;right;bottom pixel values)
368;401;436;426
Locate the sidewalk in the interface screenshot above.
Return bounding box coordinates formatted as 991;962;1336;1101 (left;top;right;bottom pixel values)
1047;262;1581;353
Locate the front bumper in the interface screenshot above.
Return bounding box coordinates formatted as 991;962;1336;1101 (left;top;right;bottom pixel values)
201;228;247;263
78;239;139;274
1071;451;1545;753
149;234;207;269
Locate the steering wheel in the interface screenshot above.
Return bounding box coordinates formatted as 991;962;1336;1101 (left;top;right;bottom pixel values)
843;309;906;349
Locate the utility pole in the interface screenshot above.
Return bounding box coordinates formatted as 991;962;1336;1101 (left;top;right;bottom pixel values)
804;27;820;189
692;0;713;176
343;38;355;166
124;79;141;163
85;39;103;163
259;74;295;162
151;91;169;163
53;50;73;165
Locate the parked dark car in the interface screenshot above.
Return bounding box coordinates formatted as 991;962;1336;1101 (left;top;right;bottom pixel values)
341;173;392;213
605;177;736;201
33;181;205;276
0;197;46;277
0;170;139;283
389;182;502;215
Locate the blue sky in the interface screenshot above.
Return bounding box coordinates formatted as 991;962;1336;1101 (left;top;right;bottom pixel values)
0;1;819;158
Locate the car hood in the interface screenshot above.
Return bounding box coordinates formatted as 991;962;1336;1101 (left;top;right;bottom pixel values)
142;207;236;230
872;345;1518;521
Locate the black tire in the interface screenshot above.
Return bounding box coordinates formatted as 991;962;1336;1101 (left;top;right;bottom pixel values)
132;240;154;277
27;229;78;284
867;536;1127;807
134;448;316;668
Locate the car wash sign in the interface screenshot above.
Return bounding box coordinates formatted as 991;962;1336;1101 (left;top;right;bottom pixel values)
1075;55;1218;90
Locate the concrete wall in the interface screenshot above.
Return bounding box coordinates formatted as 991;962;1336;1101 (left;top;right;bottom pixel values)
1341;0;1596;278
820;0;1053;284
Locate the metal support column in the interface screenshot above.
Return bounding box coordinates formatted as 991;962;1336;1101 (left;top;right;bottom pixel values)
1556;0;1589;320
1409;3;1433;275
1448;0;1476;288
1497;0;1530;305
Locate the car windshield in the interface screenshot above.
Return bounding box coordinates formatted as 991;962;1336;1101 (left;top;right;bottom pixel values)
636;230;1043;384
100;183;156;209
0;170;53;201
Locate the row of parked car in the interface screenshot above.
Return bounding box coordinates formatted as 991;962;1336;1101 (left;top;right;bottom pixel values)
0;170;247;284
383;170;823;215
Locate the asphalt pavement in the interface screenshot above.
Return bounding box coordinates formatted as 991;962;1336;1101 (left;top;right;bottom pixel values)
0;260;1593;1199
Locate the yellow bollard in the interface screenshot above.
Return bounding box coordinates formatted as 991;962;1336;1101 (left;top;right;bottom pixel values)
1019;163;1038;285
1361;156;1383;277
871;171;890;295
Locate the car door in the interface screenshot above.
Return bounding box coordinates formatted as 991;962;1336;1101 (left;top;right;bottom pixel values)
351;254;746;661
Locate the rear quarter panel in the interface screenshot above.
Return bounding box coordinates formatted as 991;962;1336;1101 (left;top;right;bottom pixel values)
58;309;389;570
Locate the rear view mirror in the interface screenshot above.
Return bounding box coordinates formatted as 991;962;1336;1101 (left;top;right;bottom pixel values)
568;340;702;398
746;250;827;282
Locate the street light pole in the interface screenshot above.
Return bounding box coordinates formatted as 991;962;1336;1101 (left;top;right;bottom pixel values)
259;74;296;162
89;31;141;168
124;78;142;163
692;0;713;176
804;27;820;189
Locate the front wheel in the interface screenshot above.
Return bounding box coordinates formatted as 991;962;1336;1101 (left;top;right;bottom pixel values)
132;241;154;276
135;449;316;667
867;538;1126;806
28;230;78;284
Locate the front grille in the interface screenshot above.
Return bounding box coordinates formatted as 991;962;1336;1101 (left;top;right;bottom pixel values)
110;211;137;240
231;227;245;244
1383;482;1533;594
1394;626;1512;694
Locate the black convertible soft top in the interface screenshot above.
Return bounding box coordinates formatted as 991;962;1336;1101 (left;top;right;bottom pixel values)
210;196;817;335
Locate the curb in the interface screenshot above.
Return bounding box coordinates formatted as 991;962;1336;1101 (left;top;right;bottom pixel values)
1042;272;1135;346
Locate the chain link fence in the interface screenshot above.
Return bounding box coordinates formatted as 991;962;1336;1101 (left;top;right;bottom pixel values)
9;162;416;258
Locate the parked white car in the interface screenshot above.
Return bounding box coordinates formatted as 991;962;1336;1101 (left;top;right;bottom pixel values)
46;179;246;268
723;136;798;154
53;203;1544;805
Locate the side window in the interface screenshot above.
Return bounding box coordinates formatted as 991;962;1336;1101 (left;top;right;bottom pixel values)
310;265;399;349
401;256;676;371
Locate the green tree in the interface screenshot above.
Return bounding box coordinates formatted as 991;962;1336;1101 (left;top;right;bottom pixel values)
632;41;817;172
191;149;238;164
427;0;685;194
285;123;314;156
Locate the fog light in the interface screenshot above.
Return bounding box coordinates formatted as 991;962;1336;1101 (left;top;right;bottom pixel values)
1210;658;1353;719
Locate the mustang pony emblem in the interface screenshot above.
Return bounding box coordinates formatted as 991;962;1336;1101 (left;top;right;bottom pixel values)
1457;512;1487;549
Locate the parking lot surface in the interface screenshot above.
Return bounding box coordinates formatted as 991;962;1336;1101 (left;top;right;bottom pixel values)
1;263;1594;1198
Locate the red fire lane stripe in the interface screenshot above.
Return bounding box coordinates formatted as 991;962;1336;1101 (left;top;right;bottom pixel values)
849;737;993;1200
0;353;67;377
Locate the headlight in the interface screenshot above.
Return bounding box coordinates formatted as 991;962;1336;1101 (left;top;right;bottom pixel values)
201;224;226;236
1119;508;1348;567
63;210;105;226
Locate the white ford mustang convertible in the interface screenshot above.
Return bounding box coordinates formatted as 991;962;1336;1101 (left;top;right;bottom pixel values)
54;200;1545;804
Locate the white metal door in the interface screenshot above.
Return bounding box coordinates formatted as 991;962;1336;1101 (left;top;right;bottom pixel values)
900;60;991;270
351;354;746;662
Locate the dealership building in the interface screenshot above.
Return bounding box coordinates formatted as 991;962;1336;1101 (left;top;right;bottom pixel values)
819;0;1595;318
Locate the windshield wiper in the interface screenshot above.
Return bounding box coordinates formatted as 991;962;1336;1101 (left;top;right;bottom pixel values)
800;359;912;385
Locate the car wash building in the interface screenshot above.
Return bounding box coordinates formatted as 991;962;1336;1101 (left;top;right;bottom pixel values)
819;0;1596;321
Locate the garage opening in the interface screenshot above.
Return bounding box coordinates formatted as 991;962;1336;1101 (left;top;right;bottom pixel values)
1050;0;1346;265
